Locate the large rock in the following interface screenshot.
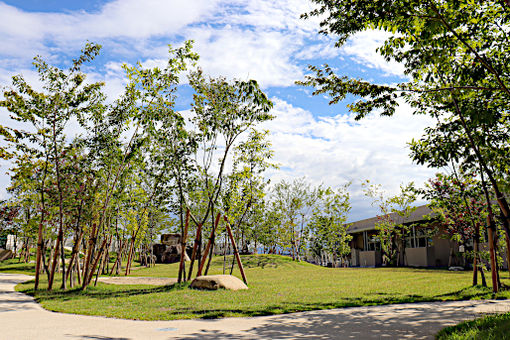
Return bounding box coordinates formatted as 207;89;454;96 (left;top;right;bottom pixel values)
0;249;13;261
161;233;180;246
190;275;248;291
152;243;190;264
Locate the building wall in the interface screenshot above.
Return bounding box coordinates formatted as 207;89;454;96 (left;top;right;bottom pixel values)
359;250;382;267
431;236;452;267
406;247;435;267
350;248;360;267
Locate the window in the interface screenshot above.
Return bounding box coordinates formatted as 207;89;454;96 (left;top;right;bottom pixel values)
405;227;432;248
366;235;381;251
415;229;429;247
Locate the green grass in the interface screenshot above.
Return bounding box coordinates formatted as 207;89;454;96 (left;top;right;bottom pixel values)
437;312;510;339
14;254;510;320
0;258;36;274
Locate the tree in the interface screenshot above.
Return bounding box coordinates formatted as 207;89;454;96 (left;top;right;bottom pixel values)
271;178;320;261
420;172;489;285
363;181;417;266
301;0;510;292
308;185;352;267
184;70;274;278
223;130;277;252
1;43;104;289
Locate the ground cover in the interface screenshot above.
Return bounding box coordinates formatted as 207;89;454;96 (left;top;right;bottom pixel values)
437;312;510;340
15;254;510;320
0;258;36;274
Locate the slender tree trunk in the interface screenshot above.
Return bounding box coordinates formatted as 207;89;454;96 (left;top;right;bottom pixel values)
225;217;247;284
473;237;479;286
223;233;228;275
47;237;61;290
82;223;97;289
187;224;202;281
86;238;108;287
487;216;499;293
42;240;50;278
178;210;190;283
479;255;487;287
65;230;84;282
204;211;220;275
76;253;82;285
198;213;221;277
124;235;135;276
34;134;50;290
110;241;124;276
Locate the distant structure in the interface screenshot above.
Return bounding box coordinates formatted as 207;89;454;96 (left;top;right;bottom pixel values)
152;233;191;264
346;204;508;269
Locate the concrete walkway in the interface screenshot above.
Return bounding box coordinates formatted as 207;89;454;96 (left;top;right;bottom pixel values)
2;273;510;340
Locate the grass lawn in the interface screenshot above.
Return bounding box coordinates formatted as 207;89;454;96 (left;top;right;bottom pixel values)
437;312;510;340
0;258;36;274
13;254;510;320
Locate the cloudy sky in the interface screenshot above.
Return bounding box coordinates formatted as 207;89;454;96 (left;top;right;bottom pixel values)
0;0;438;221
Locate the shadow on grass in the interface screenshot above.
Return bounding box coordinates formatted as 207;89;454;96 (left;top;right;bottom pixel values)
16;273;510;321
20;280;189;302
185;286;510;320
0;264;36;273
164;294;445;320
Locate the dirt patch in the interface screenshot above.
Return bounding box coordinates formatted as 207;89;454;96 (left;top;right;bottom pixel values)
98;277;177;286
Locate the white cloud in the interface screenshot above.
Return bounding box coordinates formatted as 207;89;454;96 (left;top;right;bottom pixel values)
185;26;304;87
0;0;331;87
342;30;406;77
0;1;425;220
262;98;437;220
0;0;219;41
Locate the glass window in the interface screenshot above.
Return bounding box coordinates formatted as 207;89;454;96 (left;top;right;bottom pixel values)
366;235;380;251
415;228;430;248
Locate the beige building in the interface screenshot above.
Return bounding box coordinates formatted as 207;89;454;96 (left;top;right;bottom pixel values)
347;205;460;268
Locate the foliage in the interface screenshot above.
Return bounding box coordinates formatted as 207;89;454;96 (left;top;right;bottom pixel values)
308;185;352;266
270;178;320;260
363;181;417;266
420;172;487;244
0;39;278;288
301;0;510;287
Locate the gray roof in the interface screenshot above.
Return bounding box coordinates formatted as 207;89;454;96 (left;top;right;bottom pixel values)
347;205;434;234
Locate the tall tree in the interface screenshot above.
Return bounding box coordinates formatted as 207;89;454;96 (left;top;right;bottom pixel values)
301;0;510;291
308;185;352;267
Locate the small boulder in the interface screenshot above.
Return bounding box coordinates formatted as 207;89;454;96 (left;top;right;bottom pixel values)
0;249;13;261
190;275;248;291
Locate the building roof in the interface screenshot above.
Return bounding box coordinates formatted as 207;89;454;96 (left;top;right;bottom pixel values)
347;205;434;234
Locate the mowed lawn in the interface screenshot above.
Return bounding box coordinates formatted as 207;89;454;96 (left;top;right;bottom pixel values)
14;255;510;320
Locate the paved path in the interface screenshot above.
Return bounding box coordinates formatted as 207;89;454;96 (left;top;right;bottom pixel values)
2;273;510;340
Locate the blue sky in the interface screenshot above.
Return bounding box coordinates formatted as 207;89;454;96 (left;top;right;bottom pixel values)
0;0;438;221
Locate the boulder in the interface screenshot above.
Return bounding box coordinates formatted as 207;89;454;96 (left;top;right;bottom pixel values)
0;249;13;261
161;233;181;246
190;275;248;291
153;243;191;264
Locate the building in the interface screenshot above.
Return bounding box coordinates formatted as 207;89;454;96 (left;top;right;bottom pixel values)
347;205;456;268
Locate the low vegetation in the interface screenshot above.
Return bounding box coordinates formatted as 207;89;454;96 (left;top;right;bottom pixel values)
0;258;36;275
15;255;510;320
437;312;510;340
